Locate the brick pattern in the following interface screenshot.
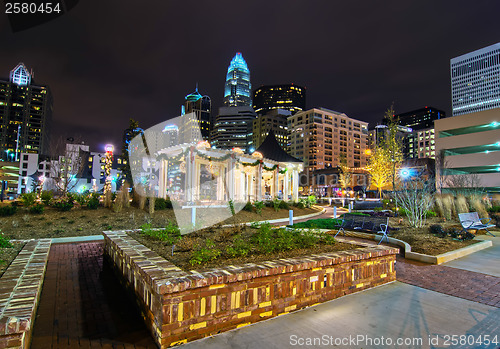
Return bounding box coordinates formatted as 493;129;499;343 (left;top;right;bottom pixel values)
396;256;500;308
30;242;157;349
0;239;51;349
104;231;398;348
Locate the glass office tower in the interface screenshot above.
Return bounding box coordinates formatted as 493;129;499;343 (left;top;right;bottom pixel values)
223;53;251;107
451;42;500;116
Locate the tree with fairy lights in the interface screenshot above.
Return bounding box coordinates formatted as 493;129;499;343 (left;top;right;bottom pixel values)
103;144;114;206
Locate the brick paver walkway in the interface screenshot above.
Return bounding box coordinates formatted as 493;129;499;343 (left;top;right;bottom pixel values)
396;256;500;308
31;242;157;349
337;234;500;308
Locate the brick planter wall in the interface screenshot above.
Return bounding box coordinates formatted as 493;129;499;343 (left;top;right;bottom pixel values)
103;231;397;348
0;239;51;349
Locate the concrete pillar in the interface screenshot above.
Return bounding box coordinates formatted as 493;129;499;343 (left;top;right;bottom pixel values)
284;170;289;201
292;169;299;202
256;164;263;201
274;168;280;199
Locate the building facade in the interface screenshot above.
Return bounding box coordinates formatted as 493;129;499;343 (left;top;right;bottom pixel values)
17;143;123;194
451;42;500;116
252;84;306;115
385;106;446;159
181;88;211;140
288;108;369;173
435;107;500;193
0;63;53;156
223;53;252;107
252;109;290;150
211;106;257;153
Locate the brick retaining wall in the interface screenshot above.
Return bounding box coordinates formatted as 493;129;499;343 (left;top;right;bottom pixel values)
0;239;51;349
103;231;398;348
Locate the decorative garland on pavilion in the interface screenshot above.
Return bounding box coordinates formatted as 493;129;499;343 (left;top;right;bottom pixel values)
154;147;290;174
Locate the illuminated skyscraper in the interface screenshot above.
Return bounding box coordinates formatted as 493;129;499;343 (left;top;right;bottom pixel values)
451;42;500;116
0;63;52;157
181;87;211;140
253;84;306;115
223;53;251;107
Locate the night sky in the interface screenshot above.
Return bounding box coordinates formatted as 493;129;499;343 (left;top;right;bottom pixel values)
1;0;499;152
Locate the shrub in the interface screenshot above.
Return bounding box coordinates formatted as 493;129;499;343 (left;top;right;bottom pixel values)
0;231;13;248
425;210;437;218
243;201;253;212
275;228;296;251
272;198;280;212
291;218;342;229
253;222;274;253
226;235;251;258
20;192;37;207
429;224;446;237
29;203;45;214
86;193;100;209
279;200;290;210
74;193;89;206
489;205;500;213
189;239;221;265
447;227;475;241
254;201;265;215
41;191;53;206
140;221;180;245
154;198;173;210
0;205;17;217
228;199;236;216
53;197;74;211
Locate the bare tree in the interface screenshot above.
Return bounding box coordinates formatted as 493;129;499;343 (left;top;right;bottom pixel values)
395;176;435;228
48;136;88;196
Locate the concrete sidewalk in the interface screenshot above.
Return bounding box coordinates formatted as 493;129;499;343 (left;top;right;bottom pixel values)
179;282;500;349
180;233;500;349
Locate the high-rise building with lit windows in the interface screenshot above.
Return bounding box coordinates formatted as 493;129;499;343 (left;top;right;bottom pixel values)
382;106;446;159
253;109;290;150
211;106;256;153
451;42;500;116
223;53;251;107
288;108;369;173
0;62;52;157
253;84;306;115
181;87;211;140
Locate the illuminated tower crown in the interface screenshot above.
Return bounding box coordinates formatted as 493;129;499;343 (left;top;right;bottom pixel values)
223;53;251;107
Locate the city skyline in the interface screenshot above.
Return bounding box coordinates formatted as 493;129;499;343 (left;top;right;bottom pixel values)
1;1;499;150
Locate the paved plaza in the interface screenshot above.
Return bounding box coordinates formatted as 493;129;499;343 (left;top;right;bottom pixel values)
27;217;500;349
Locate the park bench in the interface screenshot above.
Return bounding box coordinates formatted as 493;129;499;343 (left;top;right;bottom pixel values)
458;212;495;237
334;213;390;245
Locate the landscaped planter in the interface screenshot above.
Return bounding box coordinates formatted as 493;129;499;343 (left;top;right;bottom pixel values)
103;230;398;348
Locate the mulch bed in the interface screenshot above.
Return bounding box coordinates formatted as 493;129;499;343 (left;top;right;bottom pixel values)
128;225;358;272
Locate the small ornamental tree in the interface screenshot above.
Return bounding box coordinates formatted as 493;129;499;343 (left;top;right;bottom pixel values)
338;154;352;193
367;146;392;198
396;175;435;228
382;105;403;210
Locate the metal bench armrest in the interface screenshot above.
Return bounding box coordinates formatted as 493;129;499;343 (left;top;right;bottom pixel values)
479;217;492;225
461;220;476;229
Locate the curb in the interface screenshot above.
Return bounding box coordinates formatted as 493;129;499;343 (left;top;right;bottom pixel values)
50;235;104;244
222;206;327;227
320;229;493;265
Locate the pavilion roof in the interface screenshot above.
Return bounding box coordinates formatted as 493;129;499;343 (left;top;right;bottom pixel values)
255;131;302;163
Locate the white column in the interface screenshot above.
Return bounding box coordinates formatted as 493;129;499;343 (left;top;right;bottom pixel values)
284;169;289;201
292;169;299;202
274;168;279;198
256;164;263;201
228;159;235;201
